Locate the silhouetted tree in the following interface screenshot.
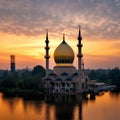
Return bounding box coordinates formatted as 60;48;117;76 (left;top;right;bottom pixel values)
1;71;19;89
109;67;120;88
32;65;46;77
2;76;17;88
18;65;45;90
2;70;9;80
88;70;97;80
20;70;31;80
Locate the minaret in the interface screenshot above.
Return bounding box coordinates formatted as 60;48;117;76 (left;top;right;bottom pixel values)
81;58;84;71
45;29;50;74
81;58;85;79
77;26;83;70
63;33;65;42
10;55;15;72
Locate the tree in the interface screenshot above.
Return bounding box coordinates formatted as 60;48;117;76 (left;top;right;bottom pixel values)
18;65;46;90
2;70;9;80
2;76;17;88
32;65;46;78
88;70;97;80
109;67;120;88
2;71;18;89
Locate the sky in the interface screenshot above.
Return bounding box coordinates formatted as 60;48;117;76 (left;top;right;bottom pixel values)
0;0;120;70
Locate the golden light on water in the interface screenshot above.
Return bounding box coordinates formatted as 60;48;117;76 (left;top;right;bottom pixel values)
0;92;120;120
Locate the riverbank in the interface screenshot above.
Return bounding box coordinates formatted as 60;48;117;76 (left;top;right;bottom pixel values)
0;86;119;100
0;88;44;99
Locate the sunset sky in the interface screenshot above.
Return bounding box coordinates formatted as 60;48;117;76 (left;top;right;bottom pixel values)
0;0;120;70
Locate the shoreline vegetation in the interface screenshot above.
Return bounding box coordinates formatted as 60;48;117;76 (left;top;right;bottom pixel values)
0;88;44;99
0;65;45;99
0;66;120;99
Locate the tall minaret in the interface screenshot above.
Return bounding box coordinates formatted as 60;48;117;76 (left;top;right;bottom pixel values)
77;26;83;70
45;29;50;74
81;58;84;71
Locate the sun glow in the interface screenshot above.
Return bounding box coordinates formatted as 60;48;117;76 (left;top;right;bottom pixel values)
0;30;120;69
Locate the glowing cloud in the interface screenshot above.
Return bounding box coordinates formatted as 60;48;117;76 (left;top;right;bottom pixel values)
0;0;120;69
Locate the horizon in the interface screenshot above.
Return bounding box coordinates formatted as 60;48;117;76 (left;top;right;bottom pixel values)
0;0;120;70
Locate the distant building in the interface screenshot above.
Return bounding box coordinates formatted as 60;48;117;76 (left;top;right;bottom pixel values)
10;55;15;72
43;27;89;94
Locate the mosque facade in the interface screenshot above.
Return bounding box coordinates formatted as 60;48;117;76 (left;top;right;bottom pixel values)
43;27;88;94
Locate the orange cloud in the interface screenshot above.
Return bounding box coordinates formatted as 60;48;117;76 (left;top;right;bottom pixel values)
0;31;120;70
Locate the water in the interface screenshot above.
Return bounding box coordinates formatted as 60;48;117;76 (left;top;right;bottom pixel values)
0;92;120;120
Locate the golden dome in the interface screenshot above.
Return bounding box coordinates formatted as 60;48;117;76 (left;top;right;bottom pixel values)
54;36;74;66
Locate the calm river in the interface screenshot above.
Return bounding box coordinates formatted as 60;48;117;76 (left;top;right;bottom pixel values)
0;92;120;120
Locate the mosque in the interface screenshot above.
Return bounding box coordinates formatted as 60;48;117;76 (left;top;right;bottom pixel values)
43;27;89;94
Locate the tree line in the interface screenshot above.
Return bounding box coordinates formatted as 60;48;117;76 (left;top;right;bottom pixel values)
87;67;120;89
0;66;120;96
0;65;46;97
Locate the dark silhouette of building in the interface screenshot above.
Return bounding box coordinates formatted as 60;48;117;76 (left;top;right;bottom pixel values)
10;55;15;72
77;26;83;70
43;27;89;94
45;29;50;75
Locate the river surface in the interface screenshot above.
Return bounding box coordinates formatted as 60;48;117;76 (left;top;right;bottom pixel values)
0;91;120;120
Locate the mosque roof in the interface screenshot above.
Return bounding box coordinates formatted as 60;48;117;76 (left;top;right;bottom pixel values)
44;77;52;81
65;77;72;81
55;77;62;81
54;34;74;65
72;72;79;76
61;72;69;76
48;72;57;77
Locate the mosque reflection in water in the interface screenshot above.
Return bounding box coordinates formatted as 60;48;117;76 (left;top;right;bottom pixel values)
44;94;84;120
1;93;95;120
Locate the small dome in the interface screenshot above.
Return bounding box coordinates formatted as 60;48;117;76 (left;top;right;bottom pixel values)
44;77;52;81
48;72;57;77
54;36;74;66
55;77;62;81
61;72;69;76
65;77;72;81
